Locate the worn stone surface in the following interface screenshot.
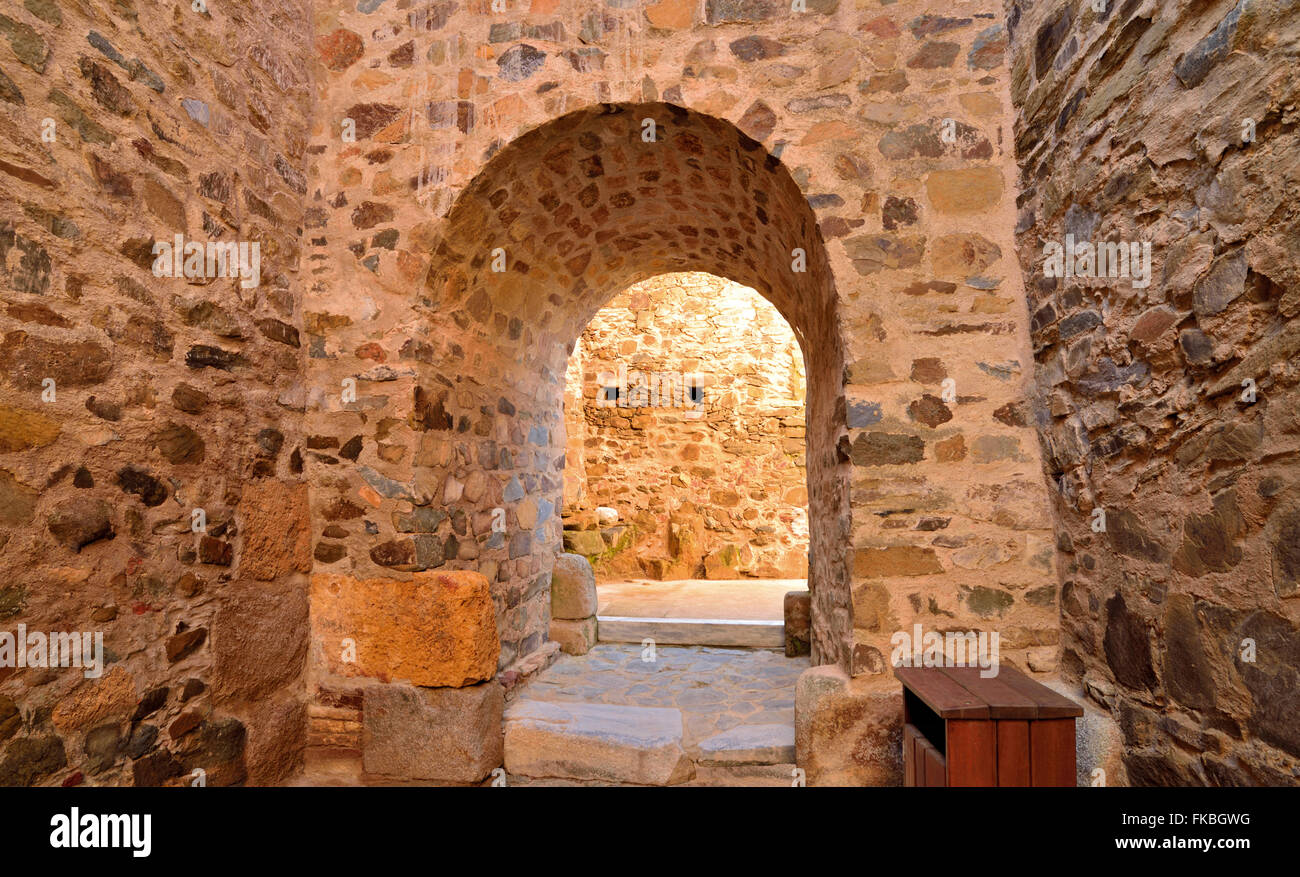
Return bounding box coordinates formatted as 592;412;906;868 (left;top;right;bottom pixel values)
13;0;1263;788
363;681;504;784
518;643;803;768
0;0;312;786
795;665;902;786
1009;0;1300;785
504;699;692;785
564;274;808;580
550;553;597;619
549;616;598;656
698;723;795;765
239;481;312;582
784;590;811;656
312;570;499;687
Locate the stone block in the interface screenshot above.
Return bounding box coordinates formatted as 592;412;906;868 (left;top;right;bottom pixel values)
562;528;605;557
504;700;692;785
784;590;811;656
212;580;308;701
699;723;795;765
551;552;597;619
363;681;504;783
312;570;499;687
795;666;902;786
550;615;597;655
239;481;312;581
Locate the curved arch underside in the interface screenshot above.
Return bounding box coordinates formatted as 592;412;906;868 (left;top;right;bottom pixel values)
430;102;838;362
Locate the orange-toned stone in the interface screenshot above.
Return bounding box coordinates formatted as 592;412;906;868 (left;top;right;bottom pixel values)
353;69;394;91
374;115;411;144
491;93;527;129
51;666;135;733
854;545;944;577
0;404;60;453
647;0;694;29
800;120;857;145
397;250;426;283
925;166;1003;213
312;570;499;687
240;481;312;582
958;92;1001;117
935;434;967;461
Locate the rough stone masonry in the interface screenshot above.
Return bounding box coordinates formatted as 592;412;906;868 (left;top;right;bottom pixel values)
563;271;810;581
0;0;1293;786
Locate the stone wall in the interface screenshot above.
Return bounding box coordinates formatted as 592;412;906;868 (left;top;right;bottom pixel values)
0;0;314;786
0;0;1083;785
1007;0;1300;784
301;0;1058;688
563;271;809;580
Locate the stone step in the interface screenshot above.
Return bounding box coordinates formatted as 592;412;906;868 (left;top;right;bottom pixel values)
504;699;694;785
596;615;784;648
697;723;796;765
685;763;801;787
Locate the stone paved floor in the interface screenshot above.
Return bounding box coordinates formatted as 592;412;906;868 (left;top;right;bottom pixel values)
596;578;807;621
516;643;808;756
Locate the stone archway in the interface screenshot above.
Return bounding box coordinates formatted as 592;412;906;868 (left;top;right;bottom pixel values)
421;101;852;673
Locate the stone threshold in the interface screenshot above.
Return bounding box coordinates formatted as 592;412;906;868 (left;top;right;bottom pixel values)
503;699;796;786
596;615;785;648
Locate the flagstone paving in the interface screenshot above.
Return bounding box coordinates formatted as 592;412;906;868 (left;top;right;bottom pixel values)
512;643;807;757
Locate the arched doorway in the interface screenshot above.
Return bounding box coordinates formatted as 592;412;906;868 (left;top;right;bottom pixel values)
422;102;851;672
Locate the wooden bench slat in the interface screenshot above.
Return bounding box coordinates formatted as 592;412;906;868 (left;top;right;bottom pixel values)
994;666;1084;718
935;666;1042;719
894;666;989;718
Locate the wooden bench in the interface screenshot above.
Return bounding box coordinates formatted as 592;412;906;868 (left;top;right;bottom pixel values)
896;665;1083;787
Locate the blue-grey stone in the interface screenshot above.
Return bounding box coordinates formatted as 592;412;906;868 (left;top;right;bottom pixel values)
978;360;1020;381
847;400;883;428
1063;203;1099;242
497;44;546;82
181;98;209;126
87;31;125;65
503;476;524;502
358;465;411;500
966;275;1001;290
807;193;844;209
1076;357;1149;396
536;498;555;522
509;531;532;559
128;60;165;93
1175;0;1245;88
395;508;447;533
1059;310;1102;339
357;0;389;12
